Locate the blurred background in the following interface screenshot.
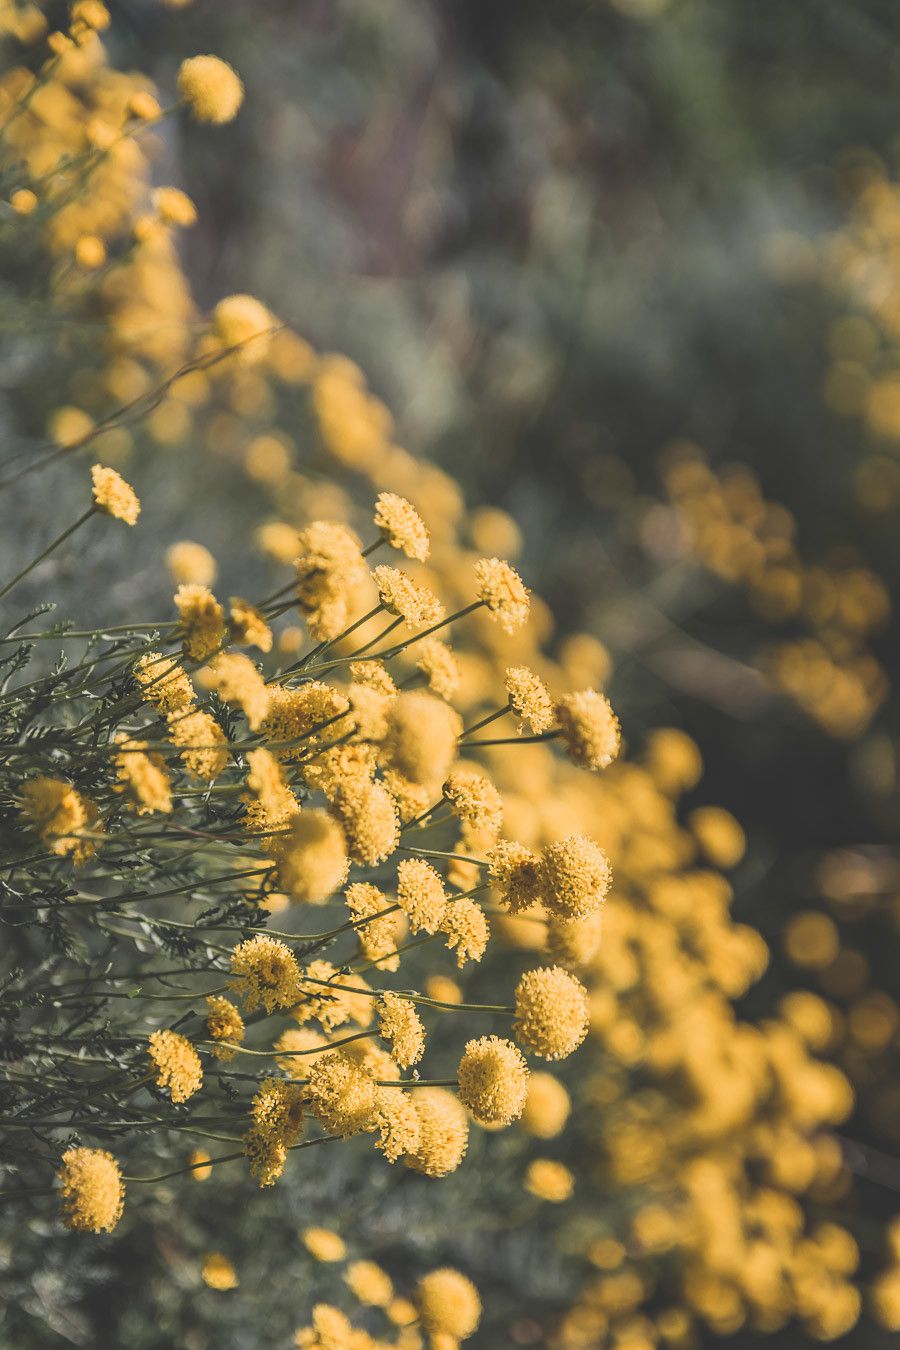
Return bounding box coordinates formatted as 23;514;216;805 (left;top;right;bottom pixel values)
3;0;900;1346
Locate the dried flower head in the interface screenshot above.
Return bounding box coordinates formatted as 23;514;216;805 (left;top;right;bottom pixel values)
294;961;372;1032
166;708;229;782
487;839;545;914
396;858;447;935
416;637;460;700
440;897;490;966
201;1253;238;1290
274;1028;328;1077
330;779;399;866
372;1088;421;1164
521;1072;571;1139
197;652;270;730
555;688;621;771
173;583;225;661
373;565;444;627
112;736;172;815
133;652;195;713
178;55;244;124
262;683;350;756
277;810;349;904
205;995;245;1062
303;1227;346;1262
19;776;96;861
91;464;140;524
304;1051;377;1136
374;492;430;561
58;1147;124;1233
154;187;198;228
229;596;273;652
505;665;554;734
294;521;366;636
345;1260;394;1308
443;766;503;838
417;1268;482;1340
148;1029;203;1102
474;557;530;633
165;540;216;587
243;747;299;831
381;691;461;787
213;293;273;362
378;993;425;1069
405;1088;469;1177
457;1036;529;1126
525;1158;574;1202
540;834;612;920
243;1076;305;1186
345;882;402;971
546;911;604;968
514;966;589;1060
230;934;302;1013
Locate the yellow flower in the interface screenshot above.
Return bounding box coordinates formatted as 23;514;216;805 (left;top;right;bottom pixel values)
373;492;430;561
58;1147;124;1233
230;934;302;1013
154;187;198;228
416;637;460;700
197;652;270;730
514;966;589;1061
177;55;244;124
524;1158;574;1203
396;858;447;935
243;1077;305;1186
148;1029;203;1102
473;557;530;633
277;810;349;904
165;540;217;586
381;691;461;787
112;736;172;814
457;1036;529;1126
487;839;544;914
405;1088;468;1177
345;882;402;971
373;564;444;626
378;993;425;1069
229;596;272;651
521;1072;571;1139
205;995;245;1061
304;1051;377;1137
345;1260;394;1308
302;1227;346;1262
505;665;554;733
330;779;399;867
19;776;99;862
133;652;195;713
201;1253;238;1290
10;188;38;215
540;833;612;920
213;293;274;361
555;688;621;772
440;897;490;967
173;583;225;661
166;708;229;782
91;464;140;525
443;766;503;838
417;1268;481;1341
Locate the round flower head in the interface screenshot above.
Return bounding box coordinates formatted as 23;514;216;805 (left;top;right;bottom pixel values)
205;995;245;1061
440;897;490;966
374;492;430;561
133;652;194;713
173;584;225;662
274;1027;328;1077
416;637;460;700
229;596;272;652
112;736;172;815
525;1158;574;1203
213;293;274;362
396;858;447;934
345;882;402;971
18;776;97;862
177;55;244;124
330;779;399;867
474;557;530;634
378;993;425;1069
381;691;461;787
345;1260;394;1308
689;805;747;868
505;665;554;734
230;934;302;1013
373;565;444;627
165;540;216;587
487;839;545;915
148;1029;203;1102
546;910;604;968
417;1268;482;1340
540;834;612;920
304;1050;377;1136
521;1072;571;1139
58;1147;124;1233
166;708;228;782
243;1076;305;1186
197;652;270;730
457;1036;529;1126
555;688;621;772
303;1227;346;1262
443;766;503;838
154;186;197;227
91;464;140;525
277;810;349;904
405;1087;469;1177
201;1254;238;1290
514;966;589;1060
373;1087;421;1163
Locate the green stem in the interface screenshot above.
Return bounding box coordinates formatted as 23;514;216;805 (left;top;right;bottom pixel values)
0;508;95;601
